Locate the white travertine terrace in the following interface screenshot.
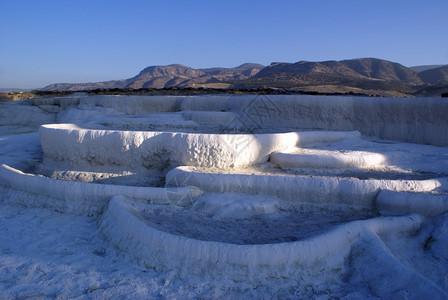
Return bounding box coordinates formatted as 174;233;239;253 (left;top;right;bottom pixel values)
100;195;424;279
165;166;443;209
1;94;448;294
40;123;359;169
270;148;386;169
0;164;201;215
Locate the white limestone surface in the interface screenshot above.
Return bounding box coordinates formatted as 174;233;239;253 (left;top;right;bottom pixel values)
77;95;183;114
39;123;358;169
2;94;448;298
179;94;448;145
0;102;56;135
0;164;201;215
377;190;448;217
292;134;448;176
5;94;448;145
57;106;201;132
166;166;442;209
271;148;386;169
100;195;427;282
192;193;281;219
0;101;56;126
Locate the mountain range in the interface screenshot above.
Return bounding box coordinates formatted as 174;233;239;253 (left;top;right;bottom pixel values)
42;58;448;97
42;63;264;91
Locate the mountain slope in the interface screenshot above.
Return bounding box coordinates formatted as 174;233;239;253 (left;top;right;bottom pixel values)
124;64;205;89
201;63;264;79
253;58;423;85
230;58;425;96
40;58;448;96
410;65;447;73
418;65;448;85
42;64;264;91
342;58;423;85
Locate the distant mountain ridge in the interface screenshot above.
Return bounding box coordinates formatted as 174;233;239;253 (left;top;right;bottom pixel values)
410;64;447;73
252;58;422;84
42;63;264;91
418;65;448;85
41;58;448;97
0;88;33;93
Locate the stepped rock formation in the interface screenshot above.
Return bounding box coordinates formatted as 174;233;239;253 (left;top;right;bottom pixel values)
1;94;448;297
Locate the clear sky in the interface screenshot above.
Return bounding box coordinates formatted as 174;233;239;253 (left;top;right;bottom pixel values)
1;0;447;89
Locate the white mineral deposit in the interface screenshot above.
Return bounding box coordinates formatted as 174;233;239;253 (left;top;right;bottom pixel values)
1;94;447;298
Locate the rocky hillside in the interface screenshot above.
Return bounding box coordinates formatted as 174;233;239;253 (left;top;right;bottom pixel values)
253;58;422;84
42;64;264;91
418;65;448;85
41;58;448;97
201;63;265;79
410;64;446;73
235;58;424;96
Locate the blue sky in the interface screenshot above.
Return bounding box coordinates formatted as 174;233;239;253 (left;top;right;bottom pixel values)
1;0;447;89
